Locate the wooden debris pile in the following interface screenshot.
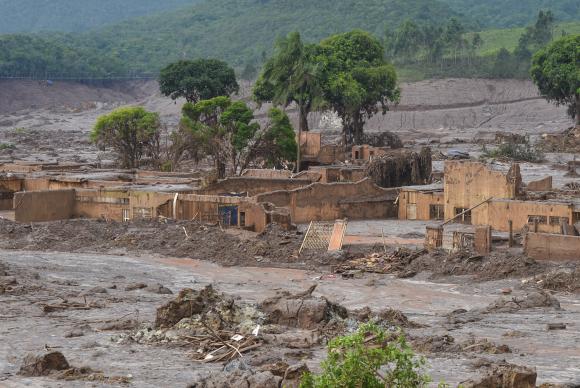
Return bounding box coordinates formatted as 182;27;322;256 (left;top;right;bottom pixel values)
334;249;425;277
188;328;263;363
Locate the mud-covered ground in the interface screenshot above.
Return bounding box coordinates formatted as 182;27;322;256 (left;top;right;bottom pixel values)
1;247;579;387
0;78;572;167
0;218;579;386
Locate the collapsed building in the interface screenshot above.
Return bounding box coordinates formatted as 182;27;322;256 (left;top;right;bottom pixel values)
398;161;580;260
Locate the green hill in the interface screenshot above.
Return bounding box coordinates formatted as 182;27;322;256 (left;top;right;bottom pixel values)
1;0;579;80
82;0;465;70
440;0;580;28
473;21;580;55
0;0;197;33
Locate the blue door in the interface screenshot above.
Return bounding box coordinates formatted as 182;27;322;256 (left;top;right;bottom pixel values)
218;206;238;226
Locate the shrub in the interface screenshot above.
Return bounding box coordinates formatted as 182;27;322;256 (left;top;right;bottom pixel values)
300;323;430;388
482;137;544;163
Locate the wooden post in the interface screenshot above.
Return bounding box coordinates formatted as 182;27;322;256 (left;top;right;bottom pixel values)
508;220;513;247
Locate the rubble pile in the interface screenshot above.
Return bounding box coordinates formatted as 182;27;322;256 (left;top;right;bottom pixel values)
119;285;265;363
460;361;537;388
118;285;354;364
260;285;348;330
351;306;423;328
530;267;580;293
334;249;424;277
540;126;580;153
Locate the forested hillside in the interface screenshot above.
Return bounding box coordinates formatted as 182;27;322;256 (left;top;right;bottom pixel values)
0;0;578;80
0;0;196;33
440;0;580;28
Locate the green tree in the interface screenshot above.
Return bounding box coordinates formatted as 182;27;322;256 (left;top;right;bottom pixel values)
300;323;430;388
91;106;161;168
254;32;325;134
159;59;239;103
318;30;400;145
392;20;423;61
178;97;296;176
531;34;580;125
260;108;298;169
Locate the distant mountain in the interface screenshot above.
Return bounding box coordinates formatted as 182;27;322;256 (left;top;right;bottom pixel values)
440;0;580;28
0;0;198;33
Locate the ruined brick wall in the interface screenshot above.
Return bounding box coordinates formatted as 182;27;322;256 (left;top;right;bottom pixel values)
0;177;24;210
480;199;572;233
14;189;75;222
74;189;129;221
525;232;580;261
299;132;322;159
256;178;397;224
399;190;444;220
526;176;552;192
198;177;311;196
176;194;277;232
444;161;521;221
241;169;293;179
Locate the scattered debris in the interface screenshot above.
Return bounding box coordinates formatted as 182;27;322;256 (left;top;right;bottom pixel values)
546;323;566;330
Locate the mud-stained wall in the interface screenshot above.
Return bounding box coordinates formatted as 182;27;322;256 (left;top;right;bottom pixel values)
75;189;129;220
175;194;286;232
525;233;580;261
399;190;444;221
14;189;75;222
256;178;397;223
241;169;293;179
526;176;552;192
444;161;521;220
0;177;24;210
351;145;388;161
310;167;366;184
199;177;312;196
478;199;572;233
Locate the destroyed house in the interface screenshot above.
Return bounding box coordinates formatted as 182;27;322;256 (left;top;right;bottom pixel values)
5;161;399;232
401;161;580;234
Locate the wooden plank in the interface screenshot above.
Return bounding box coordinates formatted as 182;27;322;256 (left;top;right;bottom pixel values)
328;219;348;251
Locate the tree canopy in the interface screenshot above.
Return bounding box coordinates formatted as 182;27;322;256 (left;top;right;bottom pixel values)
178;96;297;177
254;32;325;133
159;59;239;103
318;30;400;144
531;34;580;125
91;107;161;168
